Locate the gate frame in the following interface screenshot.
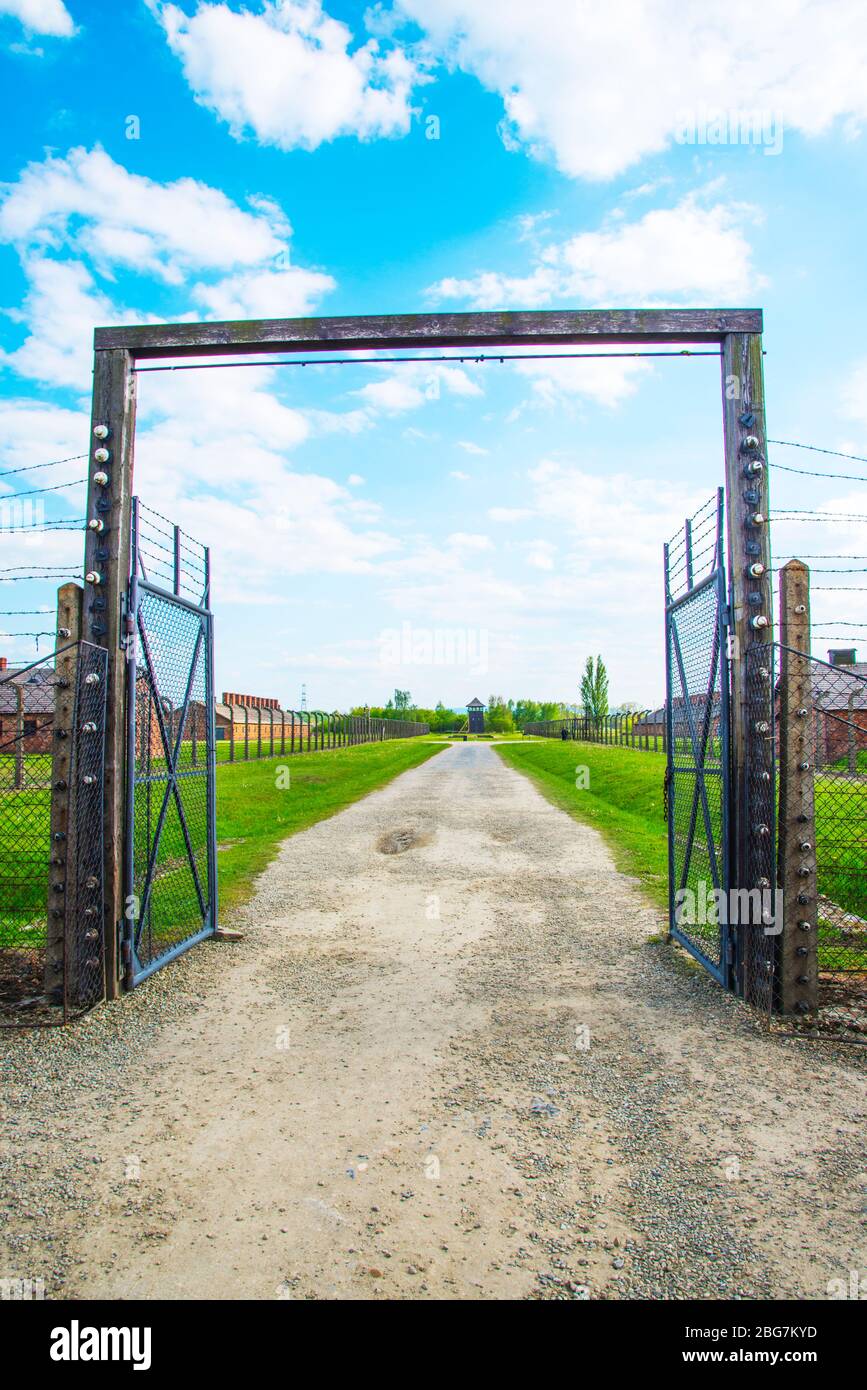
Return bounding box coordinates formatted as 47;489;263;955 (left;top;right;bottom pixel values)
83;308;771;998
122;496;217;988
664;488;733;988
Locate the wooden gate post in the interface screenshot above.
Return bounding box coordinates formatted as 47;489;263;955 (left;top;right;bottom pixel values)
777;561;818;1013
722;332;774;994
83;348;135;1000
45;582;83;998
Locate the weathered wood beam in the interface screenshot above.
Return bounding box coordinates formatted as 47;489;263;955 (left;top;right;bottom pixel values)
95;308;763;359
83;348;136;999
45;582;82;1002
777;561;819;1015
722;332;775;1001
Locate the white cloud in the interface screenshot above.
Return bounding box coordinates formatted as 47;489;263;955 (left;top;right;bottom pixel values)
190;263;335;320
515;354;653;410
150;0;426;151
488;507;533;523
354;361;483;414
347;473;365;486
457;439;488;455
523;539;556;571
0;146;335;391
0;146;288;280
449;469;470;481
398;0;867;179
356;376;427;413
0;256;130;390
0;0;74;37
447;531;492;550
133;365;401;597
431;266;556;310
428;192;765;311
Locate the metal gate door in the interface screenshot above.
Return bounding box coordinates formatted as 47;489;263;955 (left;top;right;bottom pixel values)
664;489;733;987
124;500;217;987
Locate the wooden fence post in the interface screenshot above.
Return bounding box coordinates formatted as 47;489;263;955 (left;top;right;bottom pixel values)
777;560;818;1014
45;582;83;998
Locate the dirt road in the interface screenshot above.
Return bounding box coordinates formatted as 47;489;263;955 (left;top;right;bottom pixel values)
2;743;865;1299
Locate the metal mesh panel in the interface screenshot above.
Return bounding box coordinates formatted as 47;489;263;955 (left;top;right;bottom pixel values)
667;575;728;973
130;588;214;975
0;652;58;1017
666;492;723;603
0;641;107;1024
136;502;208;606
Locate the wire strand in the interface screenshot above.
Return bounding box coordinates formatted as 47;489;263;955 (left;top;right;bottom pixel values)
0;452;87;480
133;348;722;374
769;439;867;467
773;461;867;483
0;477;87;500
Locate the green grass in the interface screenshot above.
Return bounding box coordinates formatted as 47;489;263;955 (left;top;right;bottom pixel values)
497;739;867;972
495;739;669;910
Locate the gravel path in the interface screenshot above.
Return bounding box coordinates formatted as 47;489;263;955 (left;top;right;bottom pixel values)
1;742;865;1300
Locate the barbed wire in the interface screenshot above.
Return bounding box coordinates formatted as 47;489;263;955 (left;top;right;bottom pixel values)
769;439;867;467
0;477;87;501
0;520;85;534
773;461;867;483
0;452;87;480
0;572;83;583
772;512;867;523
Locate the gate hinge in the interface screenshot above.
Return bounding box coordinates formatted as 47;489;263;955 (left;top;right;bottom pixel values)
120;594;132;650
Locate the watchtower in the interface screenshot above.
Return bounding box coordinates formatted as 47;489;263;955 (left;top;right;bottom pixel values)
467;697;486;733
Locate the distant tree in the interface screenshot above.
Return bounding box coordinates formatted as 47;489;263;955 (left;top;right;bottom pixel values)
485;694;515;733
393;689;411;711
581;656;609;721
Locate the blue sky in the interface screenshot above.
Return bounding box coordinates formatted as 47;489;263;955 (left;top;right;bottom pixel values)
1;0;867;710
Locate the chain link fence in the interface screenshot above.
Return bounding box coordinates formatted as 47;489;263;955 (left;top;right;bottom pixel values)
216;707;429;760
0;639;107;1024
777;646;867;988
522;712;664;749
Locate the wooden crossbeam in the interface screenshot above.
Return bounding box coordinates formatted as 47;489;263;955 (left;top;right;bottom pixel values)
95;308;763;359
